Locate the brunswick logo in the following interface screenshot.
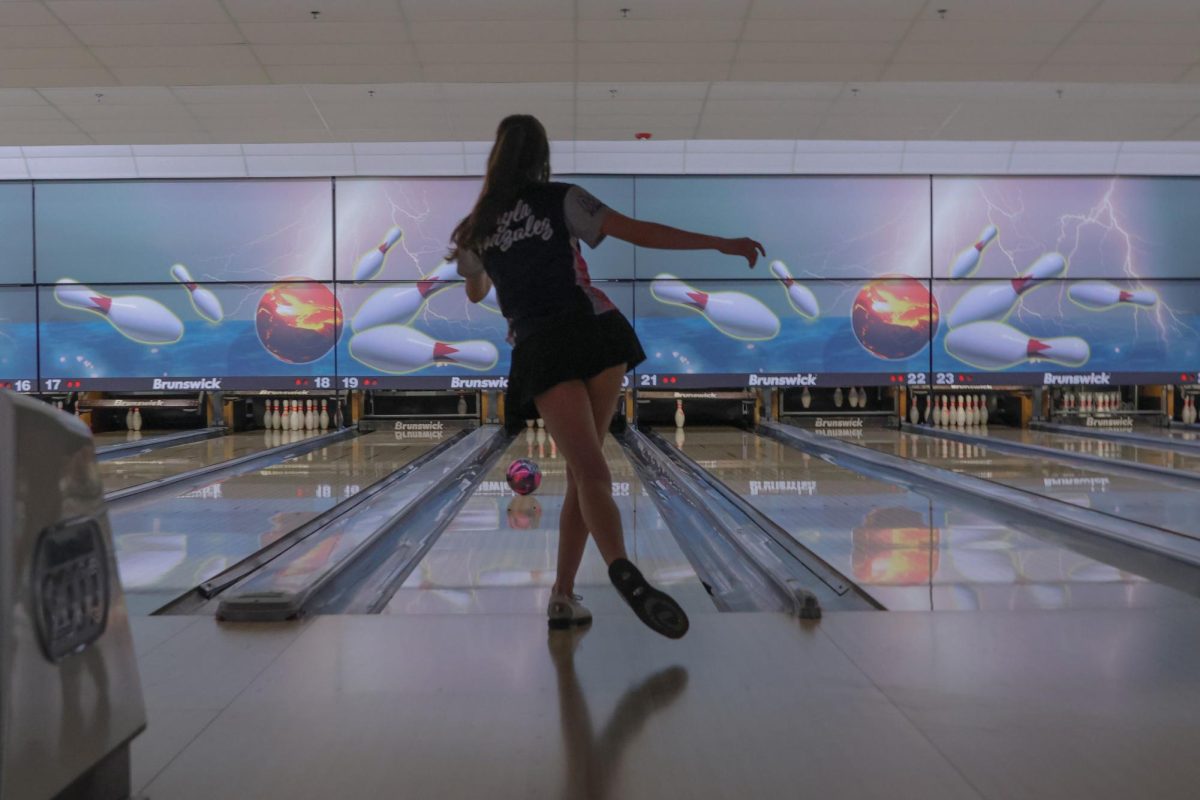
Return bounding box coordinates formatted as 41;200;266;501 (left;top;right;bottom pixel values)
33;517;109;662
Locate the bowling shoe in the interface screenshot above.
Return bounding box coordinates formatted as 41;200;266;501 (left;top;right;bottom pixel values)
608;558;689;639
548;592;593;629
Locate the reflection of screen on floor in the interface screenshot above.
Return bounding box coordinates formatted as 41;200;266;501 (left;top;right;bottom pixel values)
506;458;541;496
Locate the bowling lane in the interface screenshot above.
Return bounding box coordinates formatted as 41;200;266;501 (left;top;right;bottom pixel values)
672;427;1198;611
383;430;712;617
111;429;449;614
100;429;314;493
852;428;1200;542
982;426;1200;475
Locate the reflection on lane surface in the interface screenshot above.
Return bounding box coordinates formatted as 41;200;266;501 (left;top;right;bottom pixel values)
110;429;447;614
853;428;1200;542
982;426;1200;475
384;430;710;617
100;429;314;492
670;427;1197;611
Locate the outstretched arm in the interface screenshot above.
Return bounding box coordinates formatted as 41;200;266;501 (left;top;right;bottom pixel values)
599;211;765;267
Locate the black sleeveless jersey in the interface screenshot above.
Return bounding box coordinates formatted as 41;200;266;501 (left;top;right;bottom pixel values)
457;182;617;342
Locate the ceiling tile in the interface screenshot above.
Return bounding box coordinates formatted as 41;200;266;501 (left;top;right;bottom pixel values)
0;89;50;106
265;65;425;83
745;42;895;63
400;0;573;22
578;62;730;82
579;0;749;20
904;19;1075;43
1048;42;1200;64
408;20;572;42
892;41;1056;64
576;82;709;99
703;98;834;116
72;23;246;47
110;65;269;85
1092;0;1200;23
579;20;742;42
442;82;575;100
1035;63;1191;82
305;84;445;101
707;82;843;99
0;68;117;88
749;0;923;21
0;25;77;48
47;1;230;25
911;0;1096;21
741;19;910;42
93;45;262;69
238;22;412;45
1066;22;1200;45
415;42;573;64
0;3;61;26
729;62;884;81
423;63;572;82
223;0;403;23
252;44;418;66
576;98;705;115
882;63;1039;81
0;47;100;69
579;42;738;62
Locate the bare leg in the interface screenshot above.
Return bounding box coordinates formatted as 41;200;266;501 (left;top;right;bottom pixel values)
552;368;624;596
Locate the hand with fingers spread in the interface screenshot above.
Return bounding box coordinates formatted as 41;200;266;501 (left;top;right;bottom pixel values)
718;237;766;267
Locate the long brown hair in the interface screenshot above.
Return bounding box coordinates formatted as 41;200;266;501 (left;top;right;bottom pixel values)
448;114;551;260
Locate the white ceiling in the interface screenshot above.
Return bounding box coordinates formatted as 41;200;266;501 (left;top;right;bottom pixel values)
1;0;1200;145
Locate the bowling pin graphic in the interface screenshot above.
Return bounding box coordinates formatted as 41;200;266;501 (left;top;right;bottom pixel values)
1068;281;1157;311
949;224;998;279
351;260;461;333
650;273;780;340
945;253;1067;329
170;263;224;323
349;325;499;374
55;279;183;345
945;321;1089;371
768;260;819;319
480;286;502;314
354;226;402;281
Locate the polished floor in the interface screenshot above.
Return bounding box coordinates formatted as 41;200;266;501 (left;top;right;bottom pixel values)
127;608;1200;800
118;422;1200;798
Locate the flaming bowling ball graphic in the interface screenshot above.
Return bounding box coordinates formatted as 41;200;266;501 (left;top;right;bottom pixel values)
851;275;938;360
256;279;343;364
852;507;939;584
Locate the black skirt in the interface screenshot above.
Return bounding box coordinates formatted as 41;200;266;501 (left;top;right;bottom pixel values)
505;309;646;424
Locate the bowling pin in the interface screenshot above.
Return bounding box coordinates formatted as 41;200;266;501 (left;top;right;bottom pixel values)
170;263;224;323
674;400;685;428
354;226;402;281
350;261;461;333
932;396;942;427
54;279;184;345
949;224;998;279
537;418;545;429
457;394;467;415
801;387;812;409
675;427;686;448
946;253;1067;329
834;387;844;408
132;407;142;431
536;428;546;458
768;260;819;318
349;325;499;374
857;387;867;409
1069;281;1157;311
848;387;859;408
1187;396;1196;425
650;273;780;340
979;395;989;426
291;402;301;431
320;399;330;430
526;419;535;428
125;407;133;429
305;400;314;431
956;395;966;427
945;320;1089;370
921;395;930;424
909;397;920;425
